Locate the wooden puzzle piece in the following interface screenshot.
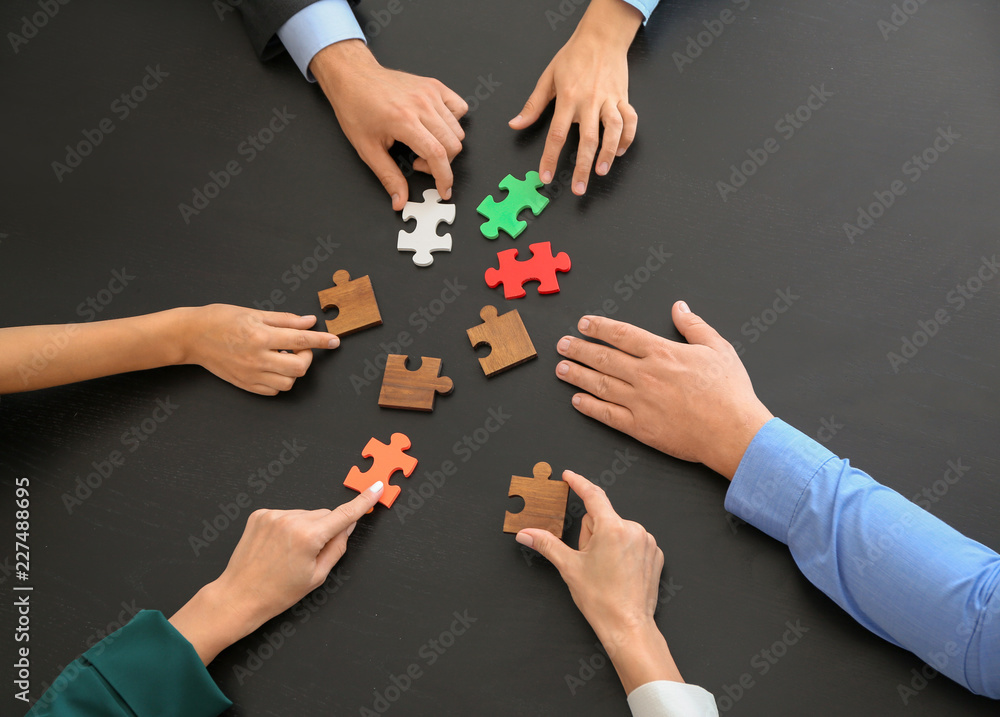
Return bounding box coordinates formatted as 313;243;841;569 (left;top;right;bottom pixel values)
344;433;417;509
378;355;454;411
397;189;455;267
466;305;537;377
317;270;383;336
503;462;569;538
484;241;571;299
476;171;550;240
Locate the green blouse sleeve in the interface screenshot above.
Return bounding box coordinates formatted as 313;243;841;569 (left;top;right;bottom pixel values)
27;610;232;717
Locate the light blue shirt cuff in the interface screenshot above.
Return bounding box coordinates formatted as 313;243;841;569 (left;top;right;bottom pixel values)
276;0;366;83
622;0;660;23
724;418;836;543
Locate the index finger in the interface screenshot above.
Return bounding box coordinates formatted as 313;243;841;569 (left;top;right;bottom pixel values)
578;315;662;359
320;482;385;539
265;326;340;351
562;470;618;522
399;125;454;200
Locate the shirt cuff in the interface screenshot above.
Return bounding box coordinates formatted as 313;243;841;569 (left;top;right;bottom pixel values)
276;0;366;82
724;418;838;544
84;610;232;717
627;681;720;716
621;0;659;23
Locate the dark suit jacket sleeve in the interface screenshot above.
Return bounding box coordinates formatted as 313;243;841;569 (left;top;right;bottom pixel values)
237;0;361;61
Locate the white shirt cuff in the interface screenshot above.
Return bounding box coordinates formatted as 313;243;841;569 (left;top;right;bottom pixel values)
627;681;719;717
276;0;366;82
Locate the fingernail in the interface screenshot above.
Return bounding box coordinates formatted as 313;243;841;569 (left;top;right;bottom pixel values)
392;194;400;207
598;162;610;175
515;532;533;548
579;318;590;332
511;114;523;123
347;522;357;536
678;301;691;314
556;362;569;376
442;187;452;200
369;481;384;494
574;181;586;195
328;337;340;349
572;395;581;407
616;148;626;157
541;171;553;183
557;337;571;353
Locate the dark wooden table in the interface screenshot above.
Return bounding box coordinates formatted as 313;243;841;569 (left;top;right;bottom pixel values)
2;1;998;714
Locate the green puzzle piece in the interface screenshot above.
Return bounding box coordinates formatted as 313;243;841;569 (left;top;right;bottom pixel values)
476;171;550;240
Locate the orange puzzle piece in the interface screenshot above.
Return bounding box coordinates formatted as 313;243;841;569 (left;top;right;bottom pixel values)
503;462;569;538
344;433;417;509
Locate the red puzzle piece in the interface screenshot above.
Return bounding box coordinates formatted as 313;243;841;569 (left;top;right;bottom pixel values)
344;433;417;508
484;241;571;299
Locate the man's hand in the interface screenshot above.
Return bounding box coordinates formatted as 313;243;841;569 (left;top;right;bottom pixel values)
311;40;468;211
509;0;643;195
555;302;774;479
516;471;683;693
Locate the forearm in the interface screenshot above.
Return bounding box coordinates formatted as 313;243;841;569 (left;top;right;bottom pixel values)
597;621;684;694
168;579;264;666
0;309;194;394
575;0;644;52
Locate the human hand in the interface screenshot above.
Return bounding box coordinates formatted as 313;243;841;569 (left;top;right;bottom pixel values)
516;471;682;692
311;40;468;211
169;482;385;664
555;302;774;479
179;305;339;396
509;0;642;195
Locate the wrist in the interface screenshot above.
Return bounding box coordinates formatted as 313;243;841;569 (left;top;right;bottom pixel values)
163;307;202;367
574;0;643;52
597;619;684;694
310;39;378;91
709;405;773;481
169;579;260;665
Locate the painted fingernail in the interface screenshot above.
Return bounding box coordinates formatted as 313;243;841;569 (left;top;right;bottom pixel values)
515;532;533;548
678;301;691;314
557;362;569;376
598;162;610;175
347;522;357;536
579;318;591;332
369;481;384;494
541;171;553;183
574;181;586;195
572;395;581;407
557;337;571;353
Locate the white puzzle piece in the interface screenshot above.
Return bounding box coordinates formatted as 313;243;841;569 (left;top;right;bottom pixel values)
397;189;456;267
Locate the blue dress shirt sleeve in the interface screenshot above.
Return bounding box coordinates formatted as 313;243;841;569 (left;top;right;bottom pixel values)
276;0;365;82
725;418;1000;698
622;0;660;23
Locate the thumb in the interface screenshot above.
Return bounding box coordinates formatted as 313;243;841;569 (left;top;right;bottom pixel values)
515;529;575;571
362;144;409;211
672;301;727;349
509;73;555;129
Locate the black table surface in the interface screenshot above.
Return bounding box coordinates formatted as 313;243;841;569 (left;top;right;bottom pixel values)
2;1;999;715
